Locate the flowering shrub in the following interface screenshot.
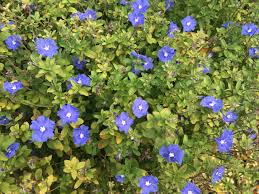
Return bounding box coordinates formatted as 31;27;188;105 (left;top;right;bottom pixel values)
0;0;258;193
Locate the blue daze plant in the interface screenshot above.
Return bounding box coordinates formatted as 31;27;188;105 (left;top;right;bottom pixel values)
181;182;201;194
181;16;197;32
35;38;58;58
30;116;55;142
115;112;134;133
4;35;22;51
200;96;223;113
115;175;125;183
159;144;184;165
68;74;91;89
57;104;80;125
0;116;10;125
222;111;238;123
132;97;149;118
211;166;225;183
215;129;233;153
157;46;176;62
5;142;20;158
139;175;158;194
3;81;23;95
73;125;90;146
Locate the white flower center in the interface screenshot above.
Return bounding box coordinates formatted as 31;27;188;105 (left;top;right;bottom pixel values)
135;17;139;23
188;191;193;194
40;126;46;132
44;45;50;51
66;112;72;118
138;5;142;9
138;105;143;110
77;79;82;84
145;181;151;186
79;133;84;139
227;114;232;119
12;40;16;45
169;152;175;158
209;101;216;107
216;172;221;176
220;140;226;144
121;120;126;126
247;28;252;33
11;85;17;90
187;22;191;26
89;14;92;19
164;52;168;57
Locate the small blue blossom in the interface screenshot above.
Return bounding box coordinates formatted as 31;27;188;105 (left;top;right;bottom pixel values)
68;74;91;89
131;0;150;13
165;0;175;11
200;96;223;113
36;38;58;58
181;182;201;194
58;104;80;125
120;0;128;5
5;35;22;51
157;46;176;62
132;65;141;75
249;133;256;140
249;47;259;59
85;9;97;20
8;20;15;25
139;175;158;194
30;116;55;142
222;111;238;123
242;23;257;36
222;21;234;28
73;125;90;146
5;142;20;158
181;16;197;32
115;175;125;183
140;55;153;70
212;166;225;183
128;12;144;26
202;66;210;74
168;22;179;38
132;97;149;118
71;11;87;21
0;116;10;125
159;144;184;165
208;52;214;58
115;112;134;133
3;81;23;95
72;56;87;70
0;23;4;29
215;129;233;153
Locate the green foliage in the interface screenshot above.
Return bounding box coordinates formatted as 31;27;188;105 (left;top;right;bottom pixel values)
0;0;258;193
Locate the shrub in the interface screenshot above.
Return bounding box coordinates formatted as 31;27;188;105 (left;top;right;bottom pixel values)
0;0;258;193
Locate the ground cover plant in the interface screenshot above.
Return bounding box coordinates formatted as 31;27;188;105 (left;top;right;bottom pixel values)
0;0;258;193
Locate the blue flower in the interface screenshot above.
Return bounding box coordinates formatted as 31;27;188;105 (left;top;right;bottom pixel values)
222;21;234;28
128;12;144;26
132;65;141;75
30;116;55;142
159;144;184;165
181;16;197;32
68;74;91;89
168;22;179;38
72;56;87;70
131;0;150;13
120;0;128;5
36;38;58;58
140;56;153;70
215;129;233;153
222;111;238;123
249;47;259;59
5;35;22;51
249;133;256;140
85;9;97;20
0;116;10;125
5;142;20;158
200;96;223;113
73;125;90;146
115;174;125;183
181;182;201;194
202;66;210;74
139;175;158;194
242;23;257;36
71;11;87;21
58;104;80;125
3;81;23;95
157;46;176;62
211;166;225;183
165;0;175;11
0;23;4;29
115;112;134;133
132;97;149;118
